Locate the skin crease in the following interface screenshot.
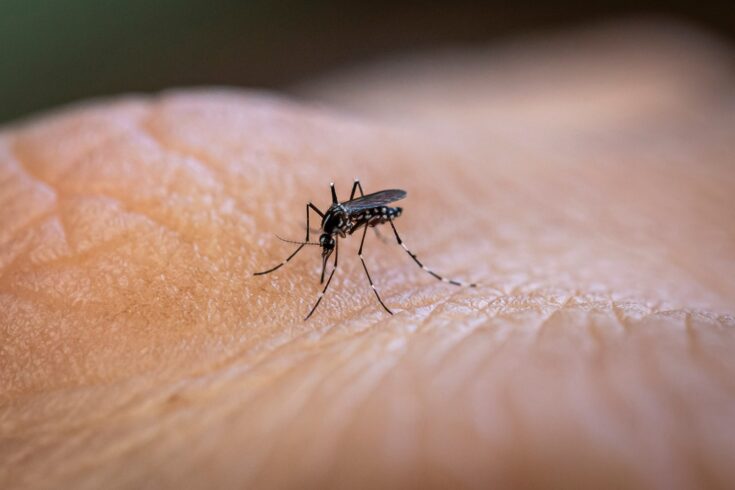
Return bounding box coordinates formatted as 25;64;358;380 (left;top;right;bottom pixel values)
1;22;735;490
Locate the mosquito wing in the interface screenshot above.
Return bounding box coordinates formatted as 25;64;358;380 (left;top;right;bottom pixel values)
342;189;407;212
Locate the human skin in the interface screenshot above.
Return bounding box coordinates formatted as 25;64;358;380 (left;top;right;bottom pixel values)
2;23;735;490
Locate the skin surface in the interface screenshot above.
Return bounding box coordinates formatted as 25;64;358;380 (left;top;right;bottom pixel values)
2;22;735;490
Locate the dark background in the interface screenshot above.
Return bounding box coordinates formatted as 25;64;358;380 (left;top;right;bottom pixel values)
1;0;733;124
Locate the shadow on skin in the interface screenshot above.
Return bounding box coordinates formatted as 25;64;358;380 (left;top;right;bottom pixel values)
2;20;735;490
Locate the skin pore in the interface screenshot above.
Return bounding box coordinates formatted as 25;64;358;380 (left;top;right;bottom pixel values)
2;22;735;489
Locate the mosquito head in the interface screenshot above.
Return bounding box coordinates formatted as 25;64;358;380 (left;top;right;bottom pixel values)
319;233;335;256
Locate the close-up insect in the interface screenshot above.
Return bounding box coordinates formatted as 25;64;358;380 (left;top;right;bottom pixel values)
255;180;477;319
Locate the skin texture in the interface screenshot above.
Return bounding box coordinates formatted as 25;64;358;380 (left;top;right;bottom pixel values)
2;22;735;489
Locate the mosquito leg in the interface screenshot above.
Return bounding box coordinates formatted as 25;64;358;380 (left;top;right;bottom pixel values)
254;202;324;276
358;225;393;314
305;239;339;320
388;219;477;287
303;202;325;238
305;202;324;241
330;182;339;204
349;178;365;200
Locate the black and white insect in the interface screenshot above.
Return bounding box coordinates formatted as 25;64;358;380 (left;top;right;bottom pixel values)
254;179;476;319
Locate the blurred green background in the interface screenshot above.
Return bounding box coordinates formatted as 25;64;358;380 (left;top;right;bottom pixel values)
1;0;732;124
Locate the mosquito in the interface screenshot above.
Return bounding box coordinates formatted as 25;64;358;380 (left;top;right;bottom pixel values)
254;179;476;320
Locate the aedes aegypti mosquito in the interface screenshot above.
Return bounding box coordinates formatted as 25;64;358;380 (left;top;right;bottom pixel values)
254;179;476;319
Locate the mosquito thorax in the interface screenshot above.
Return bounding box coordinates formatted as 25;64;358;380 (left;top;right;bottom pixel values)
321;207;346;235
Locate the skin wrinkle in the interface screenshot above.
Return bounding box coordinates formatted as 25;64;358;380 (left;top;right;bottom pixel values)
224;312;426;484
11;350;274;488
2;206;162;291
0;211;57;273
15;115;232;251
4;235;188;316
6;142;59;204
252;332;406;487
10;138;179;260
508;334;639;487
0;292;676;442
139;114;235;194
2;104;284;390
175;338;362;488
201;361;330;486
687;318;735;394
1;306;735;486
3;23;735;490
0;149;57;250
642;337;706;488
321;356;418;487
134;116;273;253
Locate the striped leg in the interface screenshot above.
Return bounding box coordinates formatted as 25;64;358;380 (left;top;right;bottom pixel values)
388;219;477;287
358;224;393;315
305;239;339;320
254;202;323;276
